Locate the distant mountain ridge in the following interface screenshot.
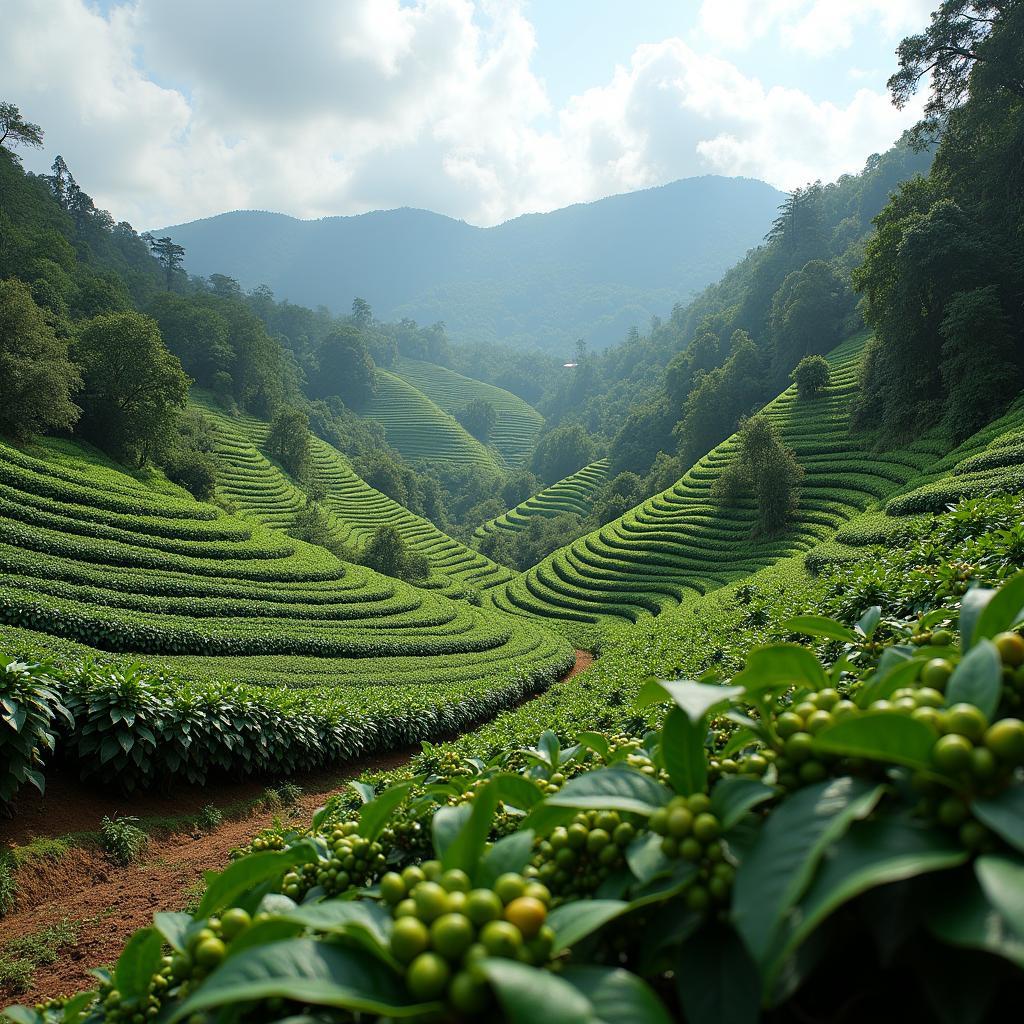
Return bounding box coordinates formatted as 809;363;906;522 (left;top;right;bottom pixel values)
157;175;784;354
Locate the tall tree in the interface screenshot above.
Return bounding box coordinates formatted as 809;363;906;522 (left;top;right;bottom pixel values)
74;312;190;466
0;278;80;441
889;1;1023;144
0;102;43;160
145;235;186;291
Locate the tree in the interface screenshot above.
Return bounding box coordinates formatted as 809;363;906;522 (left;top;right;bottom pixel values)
147;294;232;390
264;407;311;480
145;235;186;291
889;1;1023;144
0;278;80;442
938;285;1021;440
456;398;497;442
361;525;429;582
712;415;803;537
314;326;376;407
0;103;43;160
74;312;190;466
352;297;373;331
501;470;540;509
530;424;597;484
768;261;851;378
790;354;831;399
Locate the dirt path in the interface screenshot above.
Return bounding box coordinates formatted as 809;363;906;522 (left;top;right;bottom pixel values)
0;651;594;1006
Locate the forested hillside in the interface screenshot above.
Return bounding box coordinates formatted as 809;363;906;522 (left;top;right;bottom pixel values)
156;176;783;353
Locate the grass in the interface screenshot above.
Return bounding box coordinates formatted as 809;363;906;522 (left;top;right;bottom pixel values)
394;358;543;467
360;369;504;470
0;919;78;995
474;459;610;544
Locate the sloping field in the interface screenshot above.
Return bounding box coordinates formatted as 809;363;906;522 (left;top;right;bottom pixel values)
395;358;544;467
489;334;947;628
474;459;609;544
809;395;1024;566
0;435;574;759
360;369;503;470
192;395;516;593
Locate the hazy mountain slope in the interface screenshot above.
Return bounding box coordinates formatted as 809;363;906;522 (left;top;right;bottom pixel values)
157;176;784;353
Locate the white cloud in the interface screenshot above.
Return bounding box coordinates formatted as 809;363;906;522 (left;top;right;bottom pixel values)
2;0;925;230
699;0;934;56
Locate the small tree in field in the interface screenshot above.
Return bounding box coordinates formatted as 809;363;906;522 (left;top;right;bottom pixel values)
712;415;803;537
791;354;831;399
264;407;311;480
456;399;497;442
362;526;430;582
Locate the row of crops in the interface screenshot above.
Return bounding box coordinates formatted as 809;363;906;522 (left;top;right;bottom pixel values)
360;370;503;470
394;358;544;467
0;433;575;795
488;335;950;630
192;395;516;594
474;459;609;545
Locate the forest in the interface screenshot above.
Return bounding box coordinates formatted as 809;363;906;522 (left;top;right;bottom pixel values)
1;2;1023;1022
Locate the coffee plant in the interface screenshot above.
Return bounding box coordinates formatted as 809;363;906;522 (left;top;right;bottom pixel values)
7;571;1024;1023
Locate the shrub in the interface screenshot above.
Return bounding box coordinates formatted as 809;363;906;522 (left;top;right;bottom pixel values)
455;398;497;442
162;448;217;501
712;415;804;536
0;656;71;808
790;353;831;398
263;407;311;480
361;525;430;582
99;815;148;865
196;804;222;831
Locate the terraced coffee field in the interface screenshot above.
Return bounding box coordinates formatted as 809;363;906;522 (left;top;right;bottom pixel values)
474;459;609;544
192;396;516;593
811;395;1024;568
0;435;574;770
395;358;544;466
489;334;946;628
360;369;503;470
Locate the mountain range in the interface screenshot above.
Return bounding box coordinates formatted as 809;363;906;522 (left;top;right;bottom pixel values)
157;175;784;354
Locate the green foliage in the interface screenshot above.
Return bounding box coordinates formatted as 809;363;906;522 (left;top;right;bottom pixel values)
0;103;44;160
262;406;311;481
361;526;430;583
100;815;148;866
197;804;222;831
712;416;804;537
14;570;1024;1023
770;260;852;379
790;354;831;399
313;325;376;409
0;278;81;442
530;424;597;485
0;656;70;807
456;398;498;443
74;311;190;467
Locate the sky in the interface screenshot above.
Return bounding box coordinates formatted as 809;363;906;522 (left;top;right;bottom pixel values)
3;0;933;230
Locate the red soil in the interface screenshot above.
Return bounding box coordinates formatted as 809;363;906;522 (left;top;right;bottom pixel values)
0;651;594;1007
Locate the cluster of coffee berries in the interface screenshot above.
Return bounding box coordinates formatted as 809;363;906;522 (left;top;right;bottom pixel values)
773;688;858;788
381;864;553;1014
708;747;773;783
908;627;954;648
648;795;733;913
281;822;386;899
530;810;635;903
995;631;1024;711
93;908;254;1021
